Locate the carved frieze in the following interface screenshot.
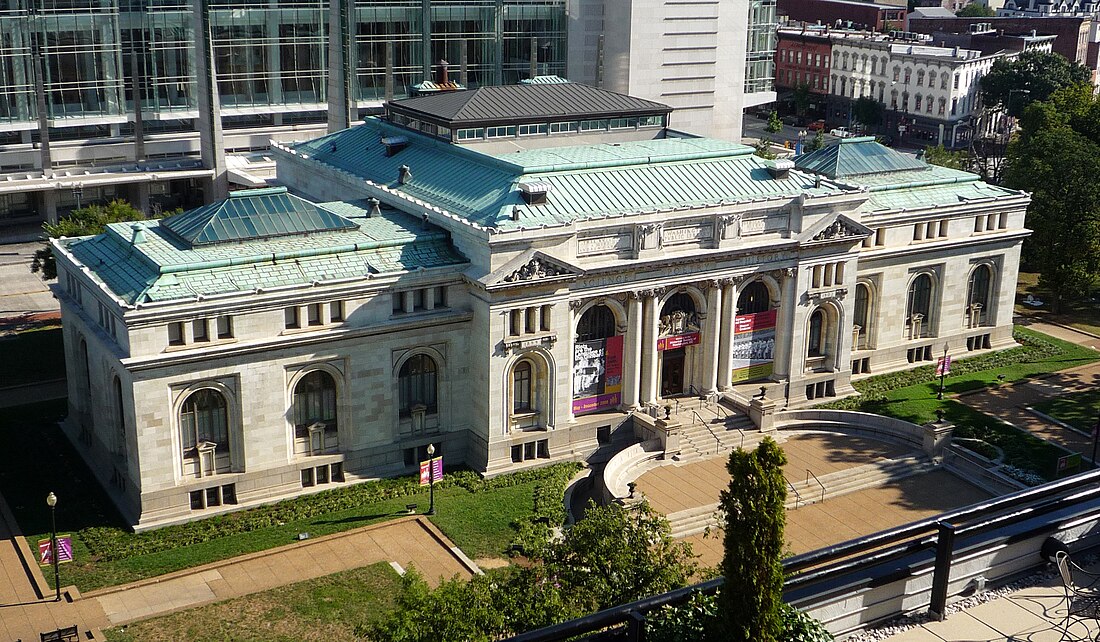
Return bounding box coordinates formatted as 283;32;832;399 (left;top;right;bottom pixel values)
502;257;569;283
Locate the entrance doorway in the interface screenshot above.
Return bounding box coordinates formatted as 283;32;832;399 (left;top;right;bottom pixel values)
660;348;685;398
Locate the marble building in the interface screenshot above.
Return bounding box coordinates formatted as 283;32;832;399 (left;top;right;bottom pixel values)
52;81;1029;528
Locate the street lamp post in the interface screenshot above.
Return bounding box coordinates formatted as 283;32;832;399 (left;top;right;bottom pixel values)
426;443;436;516
46;492;60;601
937;342;950;400
71;185;83;212
798;129;807;154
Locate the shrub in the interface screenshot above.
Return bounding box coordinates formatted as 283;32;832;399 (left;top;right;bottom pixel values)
647;592;833;642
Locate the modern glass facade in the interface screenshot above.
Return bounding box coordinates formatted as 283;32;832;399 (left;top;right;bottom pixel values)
745;0;777;94
0;0;567;227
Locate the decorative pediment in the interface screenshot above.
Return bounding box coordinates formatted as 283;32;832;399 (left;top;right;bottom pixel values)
800;214;872;245
482;249;583;290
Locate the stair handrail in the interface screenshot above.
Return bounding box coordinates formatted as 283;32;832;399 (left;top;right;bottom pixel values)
691;410;721;454
736;427;745;450
711;403;730;421
785;476;802;509
806;469;825;504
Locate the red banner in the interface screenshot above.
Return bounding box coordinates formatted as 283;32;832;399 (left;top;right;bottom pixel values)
419;456;442;486
657;332;701;351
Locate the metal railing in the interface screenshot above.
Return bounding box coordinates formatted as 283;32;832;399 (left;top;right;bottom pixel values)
786;476;802;509
690;410;720;454
806;469;825;504
505;467;1100;642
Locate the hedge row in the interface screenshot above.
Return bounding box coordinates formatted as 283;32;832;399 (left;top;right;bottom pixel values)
508;462;582;556
81;462;582;562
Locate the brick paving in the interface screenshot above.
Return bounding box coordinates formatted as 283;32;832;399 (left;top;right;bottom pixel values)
634;433;911;516
681;470;991;568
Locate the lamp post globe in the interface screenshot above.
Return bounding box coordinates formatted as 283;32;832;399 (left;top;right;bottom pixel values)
46;492;60;601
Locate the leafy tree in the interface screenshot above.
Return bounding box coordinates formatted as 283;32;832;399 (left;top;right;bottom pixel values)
754;141;779;160
956;2;995;17
792;83;812;118
716;437;788;641
810;129;825;151
980;50;1091;117
851;97;883;130
766;110;783;133
1005;116;1100;313
368;570;507;642
922;144;969;171
32;199;149;280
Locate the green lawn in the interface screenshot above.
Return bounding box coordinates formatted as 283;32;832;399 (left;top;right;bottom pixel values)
0;327;66;386
823;326;1096;479
1032;389;1100;433
1016;271;1100;336
0;400;574;592
103;561;403;642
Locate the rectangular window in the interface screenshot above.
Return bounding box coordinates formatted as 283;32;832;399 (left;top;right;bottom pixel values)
511;444;523;463
609;118;636;129
221;484;237;505
190;490;204;510
939;220;949;238
433;286;447;308
329;301;344;322
638;116;663;127
999;212;1008;229
486;126;516;138
192;319;209;342
540;305;551;332
168;322;185;346
316;465;329;484
913;225;923;241
216;315;233;339
580;119;609;131
456;128;485;141
285;306;300;329
550;121;579;133
510;310;522;336
307;303;323;326
206;487;221;507
537;439;550;459
393;293;404;314
523;441;536;460
518;123;548;136
525;308;537;334
876;228;885;246
331;462;344;482
414;289;425;311
974;216;984;233
301;468;315;487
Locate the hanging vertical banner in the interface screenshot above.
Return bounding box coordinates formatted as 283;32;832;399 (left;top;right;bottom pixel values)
730;309;777;383
935;355;952;377
572;335;624;415
419;456;443;486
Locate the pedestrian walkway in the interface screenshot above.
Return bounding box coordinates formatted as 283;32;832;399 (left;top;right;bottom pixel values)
959;322;1100;464
87;515;475;627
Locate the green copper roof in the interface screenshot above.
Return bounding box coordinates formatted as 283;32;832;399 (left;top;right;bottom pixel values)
63;198;466;304
293;119;844;230
794;137;927;179
161;186;358;247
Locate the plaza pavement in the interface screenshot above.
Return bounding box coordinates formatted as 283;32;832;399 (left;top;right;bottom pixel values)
0;512;475;639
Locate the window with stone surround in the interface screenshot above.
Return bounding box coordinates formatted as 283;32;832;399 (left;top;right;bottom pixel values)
398;354;438;417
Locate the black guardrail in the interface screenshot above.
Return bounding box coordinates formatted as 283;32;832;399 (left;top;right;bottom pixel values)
505;467;1100;642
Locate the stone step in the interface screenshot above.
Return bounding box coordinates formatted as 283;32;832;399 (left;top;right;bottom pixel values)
665;455;937;538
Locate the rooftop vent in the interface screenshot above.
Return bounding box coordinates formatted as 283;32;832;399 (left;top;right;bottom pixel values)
765;158;795;180
367;197;381;218
131;223;146;245
382;136;409;157
518;180;553;205
398;164;412;185
512;205;522;221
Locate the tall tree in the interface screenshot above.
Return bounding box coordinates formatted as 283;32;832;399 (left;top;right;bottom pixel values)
766;111;783;133
716;437;788;641
851;96;883;130
792;83;812;118
980;50;1091;117
922;144;969;171
1005;123;1100;313
32;199;150;280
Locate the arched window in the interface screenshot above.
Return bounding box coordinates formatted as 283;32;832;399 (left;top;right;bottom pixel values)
180;389;228;458
967;265;992;326
293;371;337;450
737;281;771;315
854;283;871;348
513;361;533;413
576;305;616;342
808;309;825;357
398;355;437;417
907;274;933;327
662;292;696;316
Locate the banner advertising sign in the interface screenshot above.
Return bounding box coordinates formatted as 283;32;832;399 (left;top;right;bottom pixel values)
935;355;952;377
731;309;777;383
572;335;624;416
656;332;701;351
39;536;73;565
419;456;443;486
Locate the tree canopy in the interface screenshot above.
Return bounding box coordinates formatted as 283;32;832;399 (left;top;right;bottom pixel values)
852;97;883;129
1005;86;1100;312
980;50;1091;117
32;199;149;280
922;144;968;171
765;111;783;133
956;2;994;16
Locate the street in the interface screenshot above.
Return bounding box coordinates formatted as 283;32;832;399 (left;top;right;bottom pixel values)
741;113;926;157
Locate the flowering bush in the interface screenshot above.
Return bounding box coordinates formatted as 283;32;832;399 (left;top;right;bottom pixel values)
999;465;1047;487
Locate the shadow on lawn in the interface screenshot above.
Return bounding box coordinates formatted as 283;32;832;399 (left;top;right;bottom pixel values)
0;400;127;537
311;512;402;527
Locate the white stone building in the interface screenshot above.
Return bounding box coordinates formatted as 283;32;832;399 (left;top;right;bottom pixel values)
52;82;1029;529
828;35;1013;147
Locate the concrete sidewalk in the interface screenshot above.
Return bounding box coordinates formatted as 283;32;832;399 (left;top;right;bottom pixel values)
86;515;476;627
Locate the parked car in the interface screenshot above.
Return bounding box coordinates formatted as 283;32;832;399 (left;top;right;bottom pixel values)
807;119;826;132
829;127;854;138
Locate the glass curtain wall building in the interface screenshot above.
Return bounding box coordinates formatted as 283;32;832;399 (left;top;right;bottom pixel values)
744;0;777;98
0;0;565;231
